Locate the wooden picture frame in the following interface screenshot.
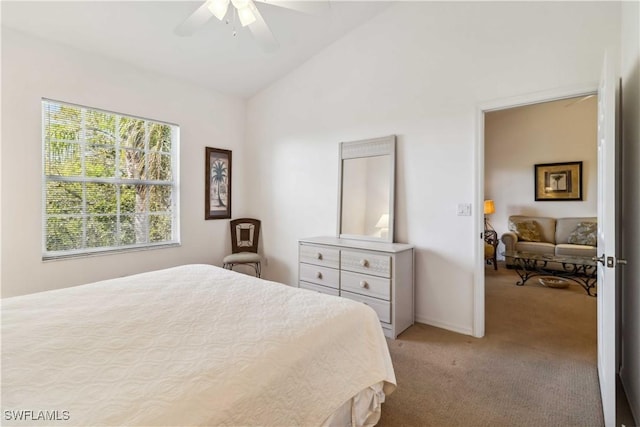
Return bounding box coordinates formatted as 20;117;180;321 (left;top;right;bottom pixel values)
205;147;232;219
534;161;583;201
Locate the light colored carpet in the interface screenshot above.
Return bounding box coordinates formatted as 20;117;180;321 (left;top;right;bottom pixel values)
378;263;602;426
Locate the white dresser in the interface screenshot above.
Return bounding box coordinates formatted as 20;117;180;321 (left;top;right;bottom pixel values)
298;236;414;339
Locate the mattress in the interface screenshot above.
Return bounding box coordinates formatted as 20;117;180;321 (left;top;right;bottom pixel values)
1;264;396;426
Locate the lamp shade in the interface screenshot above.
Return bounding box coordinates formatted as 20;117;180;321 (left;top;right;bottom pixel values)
484;200;495;215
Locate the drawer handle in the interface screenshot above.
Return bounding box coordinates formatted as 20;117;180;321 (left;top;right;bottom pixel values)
316;272;323;279
359;280;369;289
316;252;323;260
359;259;369;267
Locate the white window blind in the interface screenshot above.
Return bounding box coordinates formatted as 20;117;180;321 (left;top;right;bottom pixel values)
42;99;179;259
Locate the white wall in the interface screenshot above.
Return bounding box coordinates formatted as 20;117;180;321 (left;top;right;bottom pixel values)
246;2;620;334
485;96;598;253
1;28;246;297
620;0;640;422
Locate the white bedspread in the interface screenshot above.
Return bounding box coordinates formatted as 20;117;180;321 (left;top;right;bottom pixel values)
1;264;396;426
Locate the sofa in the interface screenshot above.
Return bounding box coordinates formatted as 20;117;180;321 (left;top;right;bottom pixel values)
501;215;597;267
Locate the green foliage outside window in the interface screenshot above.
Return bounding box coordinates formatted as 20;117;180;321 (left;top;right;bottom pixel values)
43;100;178;257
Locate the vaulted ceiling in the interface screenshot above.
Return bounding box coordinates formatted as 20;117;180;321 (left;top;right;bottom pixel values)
1;1;391;98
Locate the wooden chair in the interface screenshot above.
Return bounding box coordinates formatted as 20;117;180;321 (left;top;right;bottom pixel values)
484;229;498;270
223;218;262;277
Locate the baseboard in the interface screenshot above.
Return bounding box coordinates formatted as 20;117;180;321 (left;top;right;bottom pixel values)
415;315;473;336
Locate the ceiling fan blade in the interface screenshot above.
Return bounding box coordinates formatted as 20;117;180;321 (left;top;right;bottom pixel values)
248;1;280;53
175;2;214;36
253;0;330;15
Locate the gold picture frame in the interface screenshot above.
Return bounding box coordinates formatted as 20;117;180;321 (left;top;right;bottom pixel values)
534;161;583;201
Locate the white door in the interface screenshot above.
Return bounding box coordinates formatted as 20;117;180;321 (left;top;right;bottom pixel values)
596;52;618;427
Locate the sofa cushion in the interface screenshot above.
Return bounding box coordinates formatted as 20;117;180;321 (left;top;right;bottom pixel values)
509;219;542;242
567;222;597;246
556;243;598;258
508;215;556;244
514;241;556;255
556;217;597;244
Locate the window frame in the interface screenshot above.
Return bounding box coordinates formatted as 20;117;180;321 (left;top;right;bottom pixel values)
41;99;180;260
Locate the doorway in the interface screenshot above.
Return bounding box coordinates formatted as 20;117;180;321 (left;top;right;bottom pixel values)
473;85;598;338
475;88;603;423
482;93;599;352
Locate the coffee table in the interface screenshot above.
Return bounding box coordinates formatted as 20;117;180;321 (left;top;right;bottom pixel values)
503;251;597;296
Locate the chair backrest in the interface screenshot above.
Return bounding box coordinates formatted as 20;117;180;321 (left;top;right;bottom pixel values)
484;229;498;247
229;218;261;254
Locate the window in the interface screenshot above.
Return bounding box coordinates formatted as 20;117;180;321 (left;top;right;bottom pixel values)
42;99;179;259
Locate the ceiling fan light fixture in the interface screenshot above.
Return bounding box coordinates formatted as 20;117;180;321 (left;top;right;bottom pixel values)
207;0;230;21
230;0;250;8
237;6;257;27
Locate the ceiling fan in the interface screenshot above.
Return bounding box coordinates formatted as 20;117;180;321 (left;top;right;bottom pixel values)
175;0;329;53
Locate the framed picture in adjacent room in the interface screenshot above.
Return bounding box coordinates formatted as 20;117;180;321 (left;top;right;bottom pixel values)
205;147;232;219
534;161;583;201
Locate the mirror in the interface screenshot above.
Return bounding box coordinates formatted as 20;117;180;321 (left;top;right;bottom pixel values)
337;135;396;242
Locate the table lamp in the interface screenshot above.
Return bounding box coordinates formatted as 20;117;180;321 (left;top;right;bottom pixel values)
375;213;389;239
484;200;495;231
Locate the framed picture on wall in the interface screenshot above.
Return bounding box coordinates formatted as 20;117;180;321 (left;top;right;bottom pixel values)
205;147;232;219
534;161;583;201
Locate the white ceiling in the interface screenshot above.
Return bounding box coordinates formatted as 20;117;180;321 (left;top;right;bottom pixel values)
1;1;391;98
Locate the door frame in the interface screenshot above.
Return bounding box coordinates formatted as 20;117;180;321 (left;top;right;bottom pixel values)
473;83;597;338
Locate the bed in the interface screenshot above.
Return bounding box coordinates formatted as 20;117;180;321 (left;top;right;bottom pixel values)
1;264;396;426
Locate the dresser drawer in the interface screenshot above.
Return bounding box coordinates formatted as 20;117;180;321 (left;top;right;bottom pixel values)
299;281;340;297
341;250;391;278
341;291;391;324
341;271;390;301
299;263;339;289
299;244;340;269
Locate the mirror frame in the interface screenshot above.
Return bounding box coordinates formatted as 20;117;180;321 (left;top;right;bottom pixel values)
337;135;396;243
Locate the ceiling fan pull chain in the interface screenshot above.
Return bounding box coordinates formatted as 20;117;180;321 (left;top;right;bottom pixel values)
232;7;237;36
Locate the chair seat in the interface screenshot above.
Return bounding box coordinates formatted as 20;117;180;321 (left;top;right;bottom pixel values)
223;252;262;264
484;243;495;258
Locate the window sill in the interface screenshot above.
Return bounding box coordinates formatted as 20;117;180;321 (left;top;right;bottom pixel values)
42;242;181;262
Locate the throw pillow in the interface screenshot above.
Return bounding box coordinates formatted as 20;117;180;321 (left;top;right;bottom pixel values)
508;219;542;242
568;222;597;246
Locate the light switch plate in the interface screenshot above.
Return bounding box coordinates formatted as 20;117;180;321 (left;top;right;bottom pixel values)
457;203;472;216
